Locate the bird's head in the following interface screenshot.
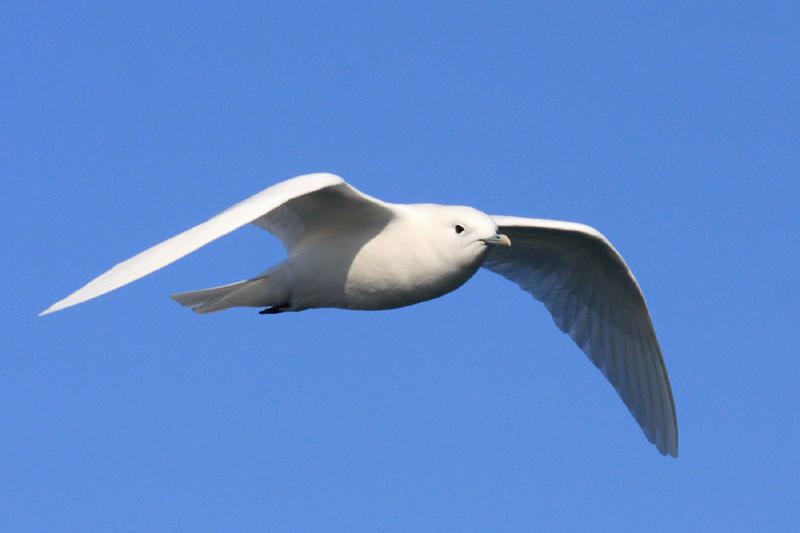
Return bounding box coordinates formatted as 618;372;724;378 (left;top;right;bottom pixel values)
430;205;511;261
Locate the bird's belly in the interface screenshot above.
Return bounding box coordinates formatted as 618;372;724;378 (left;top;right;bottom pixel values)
340;269;473;310
286;228;486;311
337;246;481;310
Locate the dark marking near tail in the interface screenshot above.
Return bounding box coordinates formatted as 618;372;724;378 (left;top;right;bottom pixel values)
259;303;290;315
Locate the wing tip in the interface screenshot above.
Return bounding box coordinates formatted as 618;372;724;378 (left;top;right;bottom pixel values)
651;420;679;458
38;298;74;316
660;440;679;458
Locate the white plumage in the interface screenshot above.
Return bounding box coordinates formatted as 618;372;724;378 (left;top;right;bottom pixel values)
41;173;678;457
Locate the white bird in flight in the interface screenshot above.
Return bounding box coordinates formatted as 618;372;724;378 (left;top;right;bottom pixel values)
41;173;678;456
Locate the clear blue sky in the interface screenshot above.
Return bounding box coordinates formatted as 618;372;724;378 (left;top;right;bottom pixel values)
3;2;798;531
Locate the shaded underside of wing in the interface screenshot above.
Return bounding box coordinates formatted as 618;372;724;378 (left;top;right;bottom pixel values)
251;181;395;254
40;173;348;315
482;216;678;457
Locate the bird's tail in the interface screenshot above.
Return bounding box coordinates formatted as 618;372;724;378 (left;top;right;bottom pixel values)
170;275;283;314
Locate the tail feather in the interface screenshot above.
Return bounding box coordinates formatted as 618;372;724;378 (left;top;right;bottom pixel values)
171;276;282;314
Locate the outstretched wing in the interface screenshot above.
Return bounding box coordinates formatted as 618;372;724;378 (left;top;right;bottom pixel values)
250;177;392;253
482;216;678;457
40;173;392;315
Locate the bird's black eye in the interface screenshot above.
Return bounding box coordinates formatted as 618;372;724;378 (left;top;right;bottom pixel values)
454;224;465;234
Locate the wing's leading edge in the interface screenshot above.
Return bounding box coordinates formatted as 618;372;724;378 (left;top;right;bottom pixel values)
482;216;678;457
39;173;344;315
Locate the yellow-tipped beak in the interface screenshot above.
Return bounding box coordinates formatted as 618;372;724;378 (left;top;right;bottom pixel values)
482;233;511;247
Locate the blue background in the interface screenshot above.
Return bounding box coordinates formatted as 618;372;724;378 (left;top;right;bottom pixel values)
4;2;798;531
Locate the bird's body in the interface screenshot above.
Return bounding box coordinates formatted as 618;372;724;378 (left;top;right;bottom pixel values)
174;191;504;313
299;207;487;311
41;173;679;457
188;210;490;313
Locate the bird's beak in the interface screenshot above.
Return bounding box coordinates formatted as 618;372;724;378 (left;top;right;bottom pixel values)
482;233;511;247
